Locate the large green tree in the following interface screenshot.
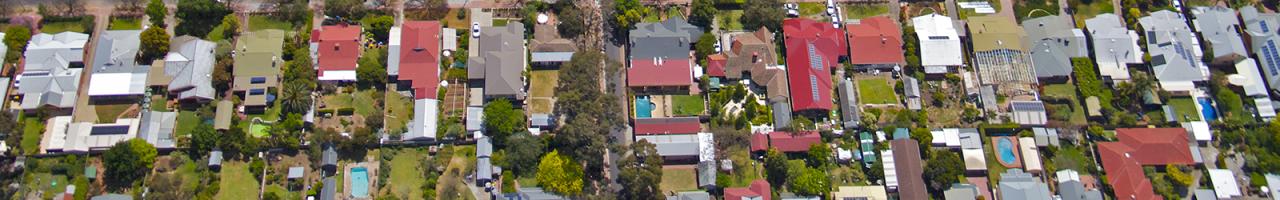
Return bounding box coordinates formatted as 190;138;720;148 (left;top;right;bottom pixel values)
356;48;387;87
741;0;784;31
220;14;242;39
104;139;158;187
551;51;622;181
145;0;166;27
175;0;231;38
324;0;369;19
923;150;963;194
536;150;585;196
694;33;717;63
689;0;717;30
503;132;546;177
188;123;219;157
269;114;305;150
483;99;527;146
806;143;832;168
788;166;832;196
361;15;395;43
612;0;650;32
557;5;585;39
618;140;663;200
763;148;788;187
4;26;31;64
140;26;170;62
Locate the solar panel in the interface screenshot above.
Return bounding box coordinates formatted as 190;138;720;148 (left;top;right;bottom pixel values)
1263;21;1271;33
808;43;823;70
809;75;820;102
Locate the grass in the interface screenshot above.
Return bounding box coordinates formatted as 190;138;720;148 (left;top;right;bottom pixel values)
109;17;143;30
175;111;201;136
438;154;475;200
385;149;429;199
208;22;231;42
529;70;559;98
660;168;698;194
717;10;744;31
1168;97;1202;122
353;90;379;117
858;78;898;105
1043;83;1087;125
493;19;510;27
516;176;538;188
266;185;301;200
671;95;705;116
95;104;133;123
150;95;169;112
1185;0;1216;7
249;123;270;137
386;92;414;133
28;173;69;199
1052;145;1096;173
40;21;87;33
1014;0;1060;21
215;162;260;200
249;15;294;31
842;4;890;19
719;147;762;187
22;117;44;154
530;99;554;114
1068;0;1114;27
1042;84;1078;100
983;136;1009;183
798;3;829;17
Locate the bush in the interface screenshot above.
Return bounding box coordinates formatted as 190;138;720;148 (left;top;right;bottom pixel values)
336;108;355;115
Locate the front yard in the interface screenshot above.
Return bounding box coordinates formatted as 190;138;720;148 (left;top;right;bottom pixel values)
109;17;142;30
858;78;898;105
249;15;294;31
842;4;890;19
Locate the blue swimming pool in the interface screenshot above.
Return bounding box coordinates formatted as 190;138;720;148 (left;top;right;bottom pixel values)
996;138;1017;164
351;167;370;198
635;96;653;118
1199;98;1217;121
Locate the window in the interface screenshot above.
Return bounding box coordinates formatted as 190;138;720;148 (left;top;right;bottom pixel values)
251;77;267;84
249;89;265;95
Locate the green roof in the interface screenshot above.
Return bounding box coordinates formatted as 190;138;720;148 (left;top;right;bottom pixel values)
233;30;285;83
968;16;1026;52
85;166;97;179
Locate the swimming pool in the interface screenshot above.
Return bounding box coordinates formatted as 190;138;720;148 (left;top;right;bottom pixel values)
996;137;1017;165
1199;98;1217;121
635;96;654;118
351;167;370;198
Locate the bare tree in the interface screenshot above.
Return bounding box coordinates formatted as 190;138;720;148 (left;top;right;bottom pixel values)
58;0;85;17
118;0;144;14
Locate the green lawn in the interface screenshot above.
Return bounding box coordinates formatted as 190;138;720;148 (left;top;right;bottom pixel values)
660;168;698;194
493;19;510;27
353;90;379;117
95;104;133;123
1052;145;1096;173
858;78;898;105
717;10;744;31
516;176;538;188
1042;84;1078;100
40;21;87;33
208;22;231;42
842;4;890;20
798;3;828;17
22;117;44;154
386;149;429;200
150;95;169;112
249;123;270;137
249;15;293;31
1014;0;1060;21
216;162;260;200
266;185;301;200
28;173;69;199
109;17;143;30
1168;97;1201;122
1068;0;1114;27
386;92;414;133
175;111;201;136
1043;83;1086;125
672;95;705;116
983;136;1009;183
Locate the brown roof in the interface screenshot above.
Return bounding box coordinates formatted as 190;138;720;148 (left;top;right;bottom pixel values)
892;139;927;200
722;27;789;101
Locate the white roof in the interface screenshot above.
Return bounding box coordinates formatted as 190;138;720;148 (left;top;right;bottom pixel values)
1018;137;1043;172
0;32;6;64
962;148;988;171
837;147;854;161
388;26;402;76
1161;80;1198;92
1208;169;1242;199
442;28;458;51
1233;58;1270;96
1266;174;1280;200
318;70;357;81
1056;169;1081;183
41;116;141;154
1184;121;1212;141
403;99;439;141
697;132;715;162
87;72;148;96
1258;98;1277;119
912;14;965;67
882;149;898;188
930;129;962;148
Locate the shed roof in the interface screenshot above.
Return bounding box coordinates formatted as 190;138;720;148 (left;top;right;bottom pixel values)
137;111;177;149
403;99;439;141
214;100;233;130
287;167;304;179
1208;169;1243;199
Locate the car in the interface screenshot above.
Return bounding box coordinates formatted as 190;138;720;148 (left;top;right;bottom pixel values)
714;42;722;53
472;22;481;38
826;5;836;15
832;21;841;28
787;9;800;17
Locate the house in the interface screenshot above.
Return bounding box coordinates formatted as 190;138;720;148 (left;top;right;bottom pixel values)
17;32;89;112
1097;128;1198;200
969;16;1037;97
724;180;771;200
831;185;888;200
137;111;177;150
838;79;860;128
912;14;964;74
846;16;904;70
944;184;980;200
1086;14;1143;83
1019;137;1043;172
313;25;362;81
39;116;141;154
1194;6;1248;64
1229;58;1277;119
163;37;216;102
208;150;222;170
883;139;925;200
783;18;847;115
1010;101;1048;126
1057;170;1104;200
1141;10;1209;94
635;132;714;163
761;131;822;153
666;191;711;200
1023;15;1087;81
390;21;443;100
468;22;528;100
530;23;577;66
234;30;285;109
1242;7;1280;95
515;187;569;200
87;30;149;99
628;18;700;92
904;76;921;110
1208;169;1243;199
999;169;1052;200
634;117;701;135
719;28;789;101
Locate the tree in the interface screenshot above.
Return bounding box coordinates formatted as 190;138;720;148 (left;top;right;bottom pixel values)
788;166;831;196
503;132;545;177
356;53;387;87
325;0;369;19
4;26;31;64
806;143;832;168
551;51;622;181
612;0;650;32
188;123;219;157
269;114;305;150
923;150;963;194
249;157;266;180
175;0;232;38
146;0;167;27
361;15;395;43
483;99;527;146
405;0;448;20
689;0;717;30
272;0;313;26
1166;165;1194;188
536;150;585;196
741;0;784;31
557;5;585;39
694;33;717;63
618;140;663;200
280;80;314;115
220;14;242;39
763;148;789;187
140;26;171;62
104;139;158;187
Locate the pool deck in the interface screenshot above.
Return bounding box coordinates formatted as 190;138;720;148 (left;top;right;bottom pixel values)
990;136;1023;169
343;162;380;200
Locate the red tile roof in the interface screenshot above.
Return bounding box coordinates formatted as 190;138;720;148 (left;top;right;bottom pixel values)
316;25;362;75
628;57;694;87
398;21;443;99
1096;128;1195;200
768;131;822;152
725;180;771;200
846;16;905;65
706;54;727;77
749;180;772;200
751;132;769;152
783;18;847;112
633;117;700;135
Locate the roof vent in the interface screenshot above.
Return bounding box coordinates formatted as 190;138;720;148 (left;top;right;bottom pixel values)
334;43;340;51
413;47;425;52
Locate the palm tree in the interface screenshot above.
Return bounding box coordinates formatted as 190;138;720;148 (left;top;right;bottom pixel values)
280;81;313;115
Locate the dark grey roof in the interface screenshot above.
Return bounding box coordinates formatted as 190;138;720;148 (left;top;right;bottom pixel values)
772;101;793;129
698;161;716;188
1023;16;1084;78
1058;180;1104;200
838;79;861;128
320;177;337;200
137;111;177;149
470;23;527;99
904;76;921;110
517;187;569;200
1194;6;1248;59
1012;101;1047;112
89;194;133;200
999;169;1052;200
668;191;712;200
630;17;702;46
322;146;337;167
1141;10;1207;83
629;18;701;60
478;157;492;181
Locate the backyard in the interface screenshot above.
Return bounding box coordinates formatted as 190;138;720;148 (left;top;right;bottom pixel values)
1068;0;1114;27
858;78;898;105
27;172;69;199
529;70;559;114
643;7;685;23
660;167;698;194
1043;83;1087;125
842;4;890;20
40;21;88;33
671;95;705;117
1168;97;1201;122
22;116;44;154
383;149;430;199
717;10;744;31
436;145;476;200
215;162;259;200
94;104;134;123
797;3;829;18
109;17;142;30
175;111;201;136
386;92;414;134
323;89;380;117
1050;145;1097;173
249;15;294;31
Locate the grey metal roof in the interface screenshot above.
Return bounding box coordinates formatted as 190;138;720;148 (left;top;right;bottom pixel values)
466;106;484;132
1193;189;1216;200
477;157;492;181
772;101;793;129
636;134;700;157
89;194;133;200
531;52;574;62
92;30;144;74
0;32;6;65
469;23;527;99
958;129;982;149
322;146;337;167
208;150;222;166
165;38;216;100
668;191;712;200
1022;15;1088;79
320;177;337;200
1194;6;1248;59
838;79;860;128
24;32;88;72
1058;180;1104;200
980;85;998;111
1141;10;1208;83
530;113;552;127
137;111;177;149
999;169;1053;200
697;161;716;188
404;99;439;141
517;187;569;200
944;184;979;200
904;76;922;110
287;167;304;179
1242;7;1280;94
18;68;81;110
477;136;492;158
1085;14;1142;80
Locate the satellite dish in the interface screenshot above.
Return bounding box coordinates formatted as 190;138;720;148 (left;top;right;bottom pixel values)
442;50;452;58
537;14;549;24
